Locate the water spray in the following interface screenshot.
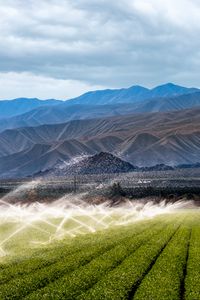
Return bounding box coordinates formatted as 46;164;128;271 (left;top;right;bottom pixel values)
0;181;193;257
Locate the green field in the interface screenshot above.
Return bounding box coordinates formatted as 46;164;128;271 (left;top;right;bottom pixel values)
0;210;200;299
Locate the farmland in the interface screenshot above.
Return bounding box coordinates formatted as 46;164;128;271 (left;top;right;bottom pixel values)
0;205;200;299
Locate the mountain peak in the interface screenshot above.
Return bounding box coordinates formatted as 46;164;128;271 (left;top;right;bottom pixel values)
149;83;198;98
152;82;184;90
161;82;177;87
128;85;149;90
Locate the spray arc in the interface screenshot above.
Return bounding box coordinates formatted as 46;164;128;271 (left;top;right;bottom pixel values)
0;181;190;257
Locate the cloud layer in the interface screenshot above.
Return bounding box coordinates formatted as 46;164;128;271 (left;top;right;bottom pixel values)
0;0;200;99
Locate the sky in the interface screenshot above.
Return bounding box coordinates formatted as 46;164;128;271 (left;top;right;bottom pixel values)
0;0;200;100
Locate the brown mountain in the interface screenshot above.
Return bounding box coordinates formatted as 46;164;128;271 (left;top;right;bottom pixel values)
0;107;199;178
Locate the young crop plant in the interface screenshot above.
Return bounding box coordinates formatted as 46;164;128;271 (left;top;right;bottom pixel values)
76;221;181;300
24;221;166;299
184;225;200;300
0;221;148;285
133;225;191;300
0;220;160;299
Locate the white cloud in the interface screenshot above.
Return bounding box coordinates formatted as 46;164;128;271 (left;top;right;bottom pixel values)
0;72;104;100
0;0;200;99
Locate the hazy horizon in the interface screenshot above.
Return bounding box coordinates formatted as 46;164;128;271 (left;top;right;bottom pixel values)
0;82;199;101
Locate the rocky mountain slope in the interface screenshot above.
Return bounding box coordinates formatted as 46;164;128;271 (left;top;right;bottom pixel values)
38;152;136;176
0;107;199;178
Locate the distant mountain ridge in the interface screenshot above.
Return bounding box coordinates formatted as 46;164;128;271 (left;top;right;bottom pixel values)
67;83;199;105
0;83;198;121
1;89;200;132
0;98;62;119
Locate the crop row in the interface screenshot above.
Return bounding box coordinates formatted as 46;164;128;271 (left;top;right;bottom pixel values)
24;221;167;299
78;221;180;300
0;220;163;299
185;225;200;300
133;225;191;299
0;218;153;284
0;219;135;268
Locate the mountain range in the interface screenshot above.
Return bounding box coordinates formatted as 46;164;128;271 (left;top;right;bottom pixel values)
0;83;199;178
0;107;199;178
67;83;198;105
0;98;62;119
1;84;200;132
